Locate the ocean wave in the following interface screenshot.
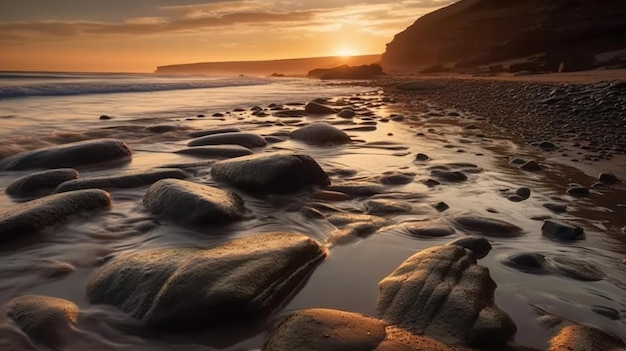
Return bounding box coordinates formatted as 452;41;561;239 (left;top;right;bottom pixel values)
0;77;272;98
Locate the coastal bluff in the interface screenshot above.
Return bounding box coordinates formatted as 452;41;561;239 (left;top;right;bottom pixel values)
382;0;626;72
155;54;381;76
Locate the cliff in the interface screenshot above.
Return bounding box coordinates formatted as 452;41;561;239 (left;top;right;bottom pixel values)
382;0;626;72
155;55;381;76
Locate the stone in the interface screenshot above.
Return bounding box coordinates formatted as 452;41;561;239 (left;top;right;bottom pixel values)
415;153;430;161
56;168;186;193
543;203;567;213
0;139;132;171
520;160;542;172
540;315;626;351
337;109;356;118
401;223;455;238
174;145;253;158
211;153;330;194
5;168;79;198
365;199;413;215
311;190;352;202
515;187;531;199
433;201;450;212
263;308;468;351
187;132;267;148
189;128;243;138
304;102;335;114
291;123;351;144
86;232;327;329
327;182;384;197
539;141;557;150
379;173;414;185
430;170;468;182
502;253;547;273
566;186;590;197
541;219;585;241
446;236;491;259
143;179;247;225
451;216;524;238
598;172;619;184
550;256;604;281
0;189;111;242
378;245;516;348
5;295;79;347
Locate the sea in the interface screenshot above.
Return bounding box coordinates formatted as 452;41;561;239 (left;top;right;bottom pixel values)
0;71;625;350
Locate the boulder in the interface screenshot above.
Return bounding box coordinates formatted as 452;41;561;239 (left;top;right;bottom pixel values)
143;179;247;225
304;102;336;115
541;219;585;241
378;245;516;348
263;308;470;351
5;168;79;198
210;153;330;194
86;232;327;329
5;295;79;347
0;139;132;171
174;145;253;158
0;189;111;242
451;216;524;238
187;132;267;148
290;123;351;144
56;168;186;192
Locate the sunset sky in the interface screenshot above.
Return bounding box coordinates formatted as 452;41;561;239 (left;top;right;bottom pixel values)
0;0;454;72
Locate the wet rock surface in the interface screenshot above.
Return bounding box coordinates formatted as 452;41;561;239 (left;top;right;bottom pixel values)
5;168;79;198
174;144;253;158
56;168;187;192
541;220;585;242
187;132;267;148
290;123;351;144
451;216;524;238
87;232;327;329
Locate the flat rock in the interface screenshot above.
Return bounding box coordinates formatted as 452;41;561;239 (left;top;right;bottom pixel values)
189;127;241;138
175;145;253;158
312;190;352;202
211;153;329;194
56;168;186;192
304;102;336;114
365;199;413;215
263;308;472;351
5;168;79;198
401;223;455;238
143;179;247;225
566;186;589;197
5;295;79;347
327;182;384;197
540;315;626;351
0;139;132;171
431;170;468;182
520;160;542;172
187;132;267;148
379;173;414;185
541;219;585;241
0;189;111;242
451;216;524;238
291;123;351;144
378;245;516;348
87;232;327;329
337;109;355;118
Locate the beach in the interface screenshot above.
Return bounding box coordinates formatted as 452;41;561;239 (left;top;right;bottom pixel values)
0;72;625;350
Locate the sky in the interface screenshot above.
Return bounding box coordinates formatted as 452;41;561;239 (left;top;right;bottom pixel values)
0;0;454;72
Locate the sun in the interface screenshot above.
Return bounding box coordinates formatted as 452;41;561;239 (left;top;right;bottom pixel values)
335;47;358;57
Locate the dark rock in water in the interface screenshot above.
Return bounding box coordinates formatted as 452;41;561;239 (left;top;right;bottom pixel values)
0;139;132;171
0;189;111;242
5;295;78;348
446;236;491;259
515;187;531;199
304;102;335;114
520;160;542;172
415;153;430;161
540;315;626;351
433;201;449;212
402;223;455;238
290;123;351;144
508;195;524;202
187;132;267;148
211;153;330;194
379;172;414;185
422;178;441;187
378;245;516;348
541;219;585;241
543;203;567;213
502;253;547;273
452;215;524;237
86;232;327;329
145;125;177;133
312;190;352;202
327;213;387;228
175;145;253;158
550;256;605;281
538;141;557;150
566;186;590;197
365;199;413;215
99;115;111;120
264;308;463;351
143;179;247;225
5;168;79;198
327;181;384;197
509;158;526;165
56;168;186;193
337;109;355;118
188;127;241;138
430;170;467;182
590;306;620;320
598;172;619;184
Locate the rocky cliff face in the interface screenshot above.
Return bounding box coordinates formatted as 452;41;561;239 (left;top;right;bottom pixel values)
382;0;626;72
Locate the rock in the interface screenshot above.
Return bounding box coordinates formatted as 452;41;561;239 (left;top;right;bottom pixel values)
452;216;524;238
543;203;567;213
304;102;336;114
0;139;132;171
520;160;542;172
188;127;242;138
56;168;186;193
541;219;585;241
326;182;384;197
433;201;449;212
598;172;619;184
446;236;491;259
515;187;531;199
415;153;430;161
423;179;441;187
327;213;387;228
5;168;79;198
540;315;626;351
539;141;557;150
502;253;547;273
187;132;267;148
402;223;455;238
311;190;352;202
378;245;516;348
263;308;466;351
0;324;39;351
146;125;177;133
566;186;590;197
87;232;327;329
143;179;247;225
430;170;468;182
0;189;111;242
291;123;351;144
509;158;526;165
211;153;330;194
5;295;78;347
379;173;414;185
174;145;253;158
365;199;413;215
337;109;355;118
550;256;604;281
